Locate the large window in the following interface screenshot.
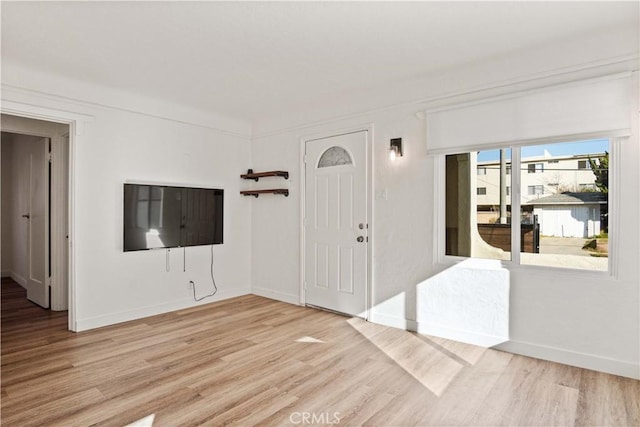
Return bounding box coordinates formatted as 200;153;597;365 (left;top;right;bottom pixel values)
445;139;610;271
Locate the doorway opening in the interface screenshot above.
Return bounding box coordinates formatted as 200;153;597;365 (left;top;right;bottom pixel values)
1;115;70;326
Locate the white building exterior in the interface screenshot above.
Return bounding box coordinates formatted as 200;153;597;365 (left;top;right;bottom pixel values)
475;152;606;237
531;192;605;237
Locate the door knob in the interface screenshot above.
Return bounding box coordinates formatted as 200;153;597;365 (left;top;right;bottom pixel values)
22;214;30;219
357;236;364;243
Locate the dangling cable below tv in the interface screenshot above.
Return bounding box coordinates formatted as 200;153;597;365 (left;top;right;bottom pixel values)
123;183;223;252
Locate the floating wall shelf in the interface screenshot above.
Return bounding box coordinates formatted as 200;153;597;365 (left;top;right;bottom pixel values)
240;189;289;198
240;169;289;181
240;169;290;198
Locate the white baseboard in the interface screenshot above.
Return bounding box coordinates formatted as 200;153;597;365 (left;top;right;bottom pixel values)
416;322;509;348
251;286;300;306
10;272;27;288
495;340;640;380
371;312;508;348
369;311;416;331
75;286;251;332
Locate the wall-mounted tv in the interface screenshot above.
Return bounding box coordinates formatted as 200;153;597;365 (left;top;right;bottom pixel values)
123;183;223;251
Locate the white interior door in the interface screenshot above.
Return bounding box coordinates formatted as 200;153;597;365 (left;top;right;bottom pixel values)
25;137;49;308
304;131;368;317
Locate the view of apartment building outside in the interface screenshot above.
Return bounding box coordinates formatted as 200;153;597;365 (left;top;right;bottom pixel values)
446;139;609;271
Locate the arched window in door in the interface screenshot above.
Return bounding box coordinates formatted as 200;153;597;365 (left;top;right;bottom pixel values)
318;146;353;168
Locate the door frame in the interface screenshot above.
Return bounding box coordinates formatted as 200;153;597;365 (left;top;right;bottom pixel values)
299;124;374;320
2;98;93;332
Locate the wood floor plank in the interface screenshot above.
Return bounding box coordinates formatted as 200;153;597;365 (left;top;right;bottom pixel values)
2;278;638;426
362;391;435;427
1;387;106;427
575;369;640;427
468;355;579;426
0;357;74;387
54;385;199;427
4;358;151;401
419;348;514;425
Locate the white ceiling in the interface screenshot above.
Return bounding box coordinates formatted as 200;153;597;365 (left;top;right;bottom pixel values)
2;1;638;127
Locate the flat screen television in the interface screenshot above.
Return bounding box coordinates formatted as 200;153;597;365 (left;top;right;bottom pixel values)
123;183;223;251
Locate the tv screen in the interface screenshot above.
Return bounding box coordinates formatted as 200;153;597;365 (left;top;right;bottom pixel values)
123;183;223;251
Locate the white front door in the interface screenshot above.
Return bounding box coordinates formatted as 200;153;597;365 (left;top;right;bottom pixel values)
25;137;50;308
304;131;368;317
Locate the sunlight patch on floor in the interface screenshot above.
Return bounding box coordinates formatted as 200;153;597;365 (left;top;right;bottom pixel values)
125;413;155;427
417;334;487;365
347;318;464;396
295;336;326;343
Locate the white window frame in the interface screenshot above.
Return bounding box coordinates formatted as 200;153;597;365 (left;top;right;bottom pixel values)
433;135;621;278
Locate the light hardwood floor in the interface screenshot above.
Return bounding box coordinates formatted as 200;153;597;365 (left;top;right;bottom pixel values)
1;278;638;426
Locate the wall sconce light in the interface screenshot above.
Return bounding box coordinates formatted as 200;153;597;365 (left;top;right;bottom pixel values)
389;138;403;160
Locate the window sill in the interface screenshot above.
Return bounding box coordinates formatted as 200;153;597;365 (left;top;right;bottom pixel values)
437;255;616;282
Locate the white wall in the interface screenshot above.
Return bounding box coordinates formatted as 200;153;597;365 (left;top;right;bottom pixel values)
73;110;253;331
1;79;254;331
251;32;640;378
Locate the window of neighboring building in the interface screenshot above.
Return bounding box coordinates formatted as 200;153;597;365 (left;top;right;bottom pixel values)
578;160;590;169
477;167;487;175
579;183;596;191
445;139;610;272
528;163;544;173
527;185;544;196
